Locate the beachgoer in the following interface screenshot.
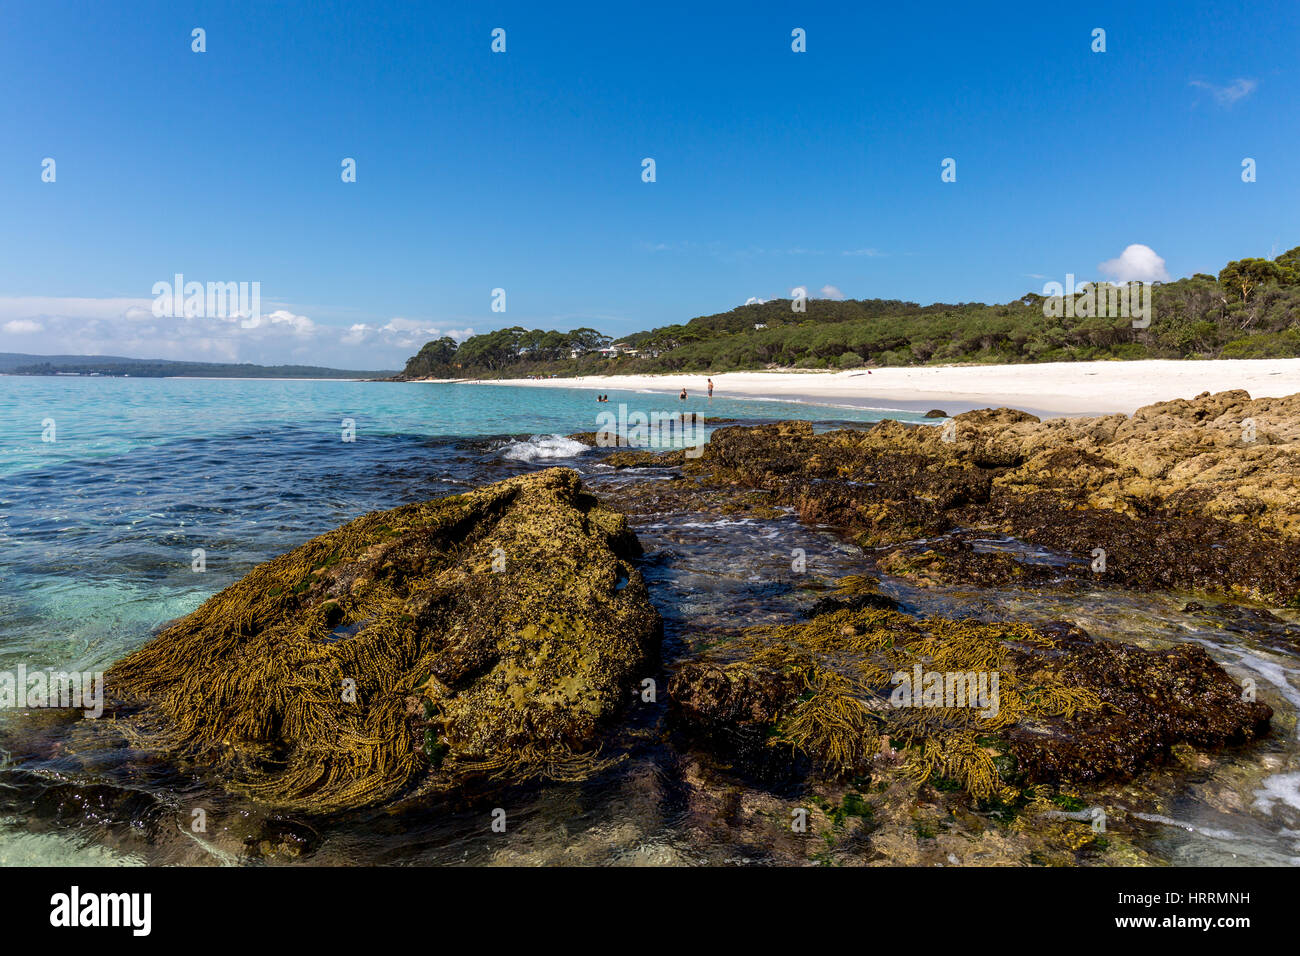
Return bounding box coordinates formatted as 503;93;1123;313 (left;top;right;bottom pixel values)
679;389;687;401
707;378;713;399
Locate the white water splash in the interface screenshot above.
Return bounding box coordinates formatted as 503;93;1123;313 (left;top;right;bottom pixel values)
498;434;591;461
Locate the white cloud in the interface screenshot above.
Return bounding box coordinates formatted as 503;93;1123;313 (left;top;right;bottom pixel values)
339;319;473;349
1097;244;1170;283
1190;77;1257;106
238;309;316;334
743;296;767;306
819;284;846;300
0;296;152;322
842;248;882;257
0;296;471;369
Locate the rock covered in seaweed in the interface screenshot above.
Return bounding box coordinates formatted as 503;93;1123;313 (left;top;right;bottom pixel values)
668;584;1271;797
103;468;661;812
680;391;1300;603
1004;624;1272;783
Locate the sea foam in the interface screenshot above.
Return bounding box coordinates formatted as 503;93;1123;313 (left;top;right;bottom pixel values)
499;434;591;461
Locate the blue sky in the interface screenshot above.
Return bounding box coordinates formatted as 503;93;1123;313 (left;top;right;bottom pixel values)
0;0;1296;368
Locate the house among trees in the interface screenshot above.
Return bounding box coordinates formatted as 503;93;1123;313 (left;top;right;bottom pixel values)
599;341;639;357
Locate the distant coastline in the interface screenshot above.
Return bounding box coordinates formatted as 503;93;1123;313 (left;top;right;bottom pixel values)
0;352;396;380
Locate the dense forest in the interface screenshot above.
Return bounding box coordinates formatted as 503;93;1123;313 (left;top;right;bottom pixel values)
398;246;1300;379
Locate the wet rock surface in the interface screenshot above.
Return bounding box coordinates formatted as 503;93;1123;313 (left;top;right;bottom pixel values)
571;398;1293;863
1004;626;1272;784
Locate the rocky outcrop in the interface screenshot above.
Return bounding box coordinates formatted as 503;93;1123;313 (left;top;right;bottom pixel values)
679;392;1300;603
668;589;1272;797
1005;625;1272;783
603;449;688;468
102;468;661;812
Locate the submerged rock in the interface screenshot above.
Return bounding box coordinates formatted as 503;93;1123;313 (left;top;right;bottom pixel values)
101;468;661;812
602;448;688;469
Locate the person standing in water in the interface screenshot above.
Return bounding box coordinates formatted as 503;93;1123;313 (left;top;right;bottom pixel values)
679;388;687;401
707;378;714;399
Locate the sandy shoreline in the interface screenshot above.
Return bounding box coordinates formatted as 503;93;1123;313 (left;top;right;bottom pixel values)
421;359;1300;418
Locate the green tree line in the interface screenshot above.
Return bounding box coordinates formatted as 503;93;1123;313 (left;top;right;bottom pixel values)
397;247;1300;379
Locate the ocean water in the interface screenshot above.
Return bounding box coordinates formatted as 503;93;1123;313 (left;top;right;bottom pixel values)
1;376;1297;867
0;376;927;864
0;377;922;670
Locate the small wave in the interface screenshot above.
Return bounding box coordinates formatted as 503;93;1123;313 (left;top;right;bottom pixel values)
499;434;591;461
1254;772;1300;815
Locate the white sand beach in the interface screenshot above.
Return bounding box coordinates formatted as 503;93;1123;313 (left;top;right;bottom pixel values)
445;359;1300;418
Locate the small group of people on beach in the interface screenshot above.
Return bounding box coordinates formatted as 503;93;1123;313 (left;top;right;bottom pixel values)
600;378;713;403
678;378;714;401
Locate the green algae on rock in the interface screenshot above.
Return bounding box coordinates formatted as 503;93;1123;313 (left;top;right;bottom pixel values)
104;468;661;812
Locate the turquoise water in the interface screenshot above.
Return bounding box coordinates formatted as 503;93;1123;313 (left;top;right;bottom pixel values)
0;376;923;669
1;377;1296;866
0;376;928;864
0;377;920;478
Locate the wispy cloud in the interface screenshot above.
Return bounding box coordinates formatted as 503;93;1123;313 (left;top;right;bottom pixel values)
0;296;466;369
1190;77;1257;106
842;248;883;257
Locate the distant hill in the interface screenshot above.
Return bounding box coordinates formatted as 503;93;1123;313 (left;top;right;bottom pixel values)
398;246;1300;379
0;353;397;379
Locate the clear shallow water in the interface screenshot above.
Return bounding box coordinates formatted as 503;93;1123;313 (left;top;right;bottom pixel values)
1;376;1296;866
0;376;925;864
0;377;927;479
